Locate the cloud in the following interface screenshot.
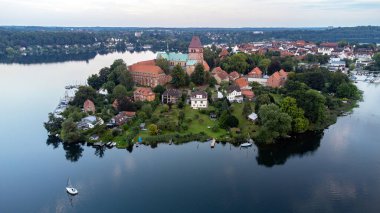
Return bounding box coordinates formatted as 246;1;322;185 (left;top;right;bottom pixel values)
0;0;378;27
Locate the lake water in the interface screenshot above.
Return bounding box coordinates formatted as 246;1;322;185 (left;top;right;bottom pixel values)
1;52;380;213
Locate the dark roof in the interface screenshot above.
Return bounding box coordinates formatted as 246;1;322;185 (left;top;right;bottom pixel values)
162;89;181;97
191;91;208;99
227;85;241;93
189;36;202;48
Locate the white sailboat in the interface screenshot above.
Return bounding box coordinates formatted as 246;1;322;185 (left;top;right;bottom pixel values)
66;177;78;195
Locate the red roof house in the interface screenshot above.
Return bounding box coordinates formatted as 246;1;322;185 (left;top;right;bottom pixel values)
247;67;263;78
84;99;96;114
267;69;288;88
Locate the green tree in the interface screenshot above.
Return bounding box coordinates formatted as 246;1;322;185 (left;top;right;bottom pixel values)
171;64;187;88
103;81;116;94
242;101;252;118
221;53;249;73
153;85;166;96
258;104;292;142
141;104;153;117
60;118;82;143
280;97;309;133
44;113;64;135
373;53;380;68
87;74;102;90
219;111;239;129
156;58;170;74
295;89;326;124
148;124;159;135
337;83;360;99
191;64;205;85
255;94;273;112
258;58;271;74
71;86;97;107
112;84;128;101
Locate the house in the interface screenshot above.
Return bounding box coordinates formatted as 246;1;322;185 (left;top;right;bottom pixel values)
242;89;255;101
219;48;229;59
247;67;263;78
77;116;103;130
229;71;240;81
134;87;155;102
211;67;229;84
110;111;136;126
226;85;243;103
190;91;208;109
235;77;250;90
162;89;181;104
83;99;95;114
267;69;288;88
128;60;172;88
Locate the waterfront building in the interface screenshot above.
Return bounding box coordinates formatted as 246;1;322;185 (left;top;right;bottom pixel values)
190;91;208;109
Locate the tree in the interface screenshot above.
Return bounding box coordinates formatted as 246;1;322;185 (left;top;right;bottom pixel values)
148;124;159;135
373;53;380;68
141;104;153;117
71;86;97;107
118;97;137;112
44;113;64;135
209;76;217;87
191;64;205;85
258;104;292;141
87;74;102;90
242;101;252;118
255;94;273;112
103;81;116;94
112;84;128;101
114;64;134;91
337;83;360;99
171;64;187;88
60;118;82;143
268;60;281;75
221;53;249;73
153;85;166;96
280;97;309;133
295;89;326;124
258;58;271;74
156;58;170;74
219;111;239;129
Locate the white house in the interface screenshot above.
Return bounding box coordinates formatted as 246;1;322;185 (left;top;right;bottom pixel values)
190;91;208;109
318;47;334;55
226;85;243;103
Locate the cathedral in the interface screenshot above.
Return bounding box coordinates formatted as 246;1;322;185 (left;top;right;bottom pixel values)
157;36;210;75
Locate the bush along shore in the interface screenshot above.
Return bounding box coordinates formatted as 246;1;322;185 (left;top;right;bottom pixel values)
44;56;361;148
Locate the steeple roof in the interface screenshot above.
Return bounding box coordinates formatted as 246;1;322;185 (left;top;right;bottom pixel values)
189;36;202;48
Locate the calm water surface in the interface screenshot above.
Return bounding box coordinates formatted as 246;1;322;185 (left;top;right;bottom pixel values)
1;53;380;213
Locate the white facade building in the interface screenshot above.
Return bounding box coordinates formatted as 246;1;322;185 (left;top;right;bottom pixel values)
190;91;208;109
226;85;243;103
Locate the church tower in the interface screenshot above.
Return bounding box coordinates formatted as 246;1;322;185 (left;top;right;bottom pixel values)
188;36;204;63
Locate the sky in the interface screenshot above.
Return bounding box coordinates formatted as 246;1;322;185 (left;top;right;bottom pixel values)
0;0;379;27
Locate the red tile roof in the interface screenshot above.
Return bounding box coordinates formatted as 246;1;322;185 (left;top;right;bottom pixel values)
129;64;164;75
235;78;248;89
189;36;202;48
134;87;154;96
229;71;240;79
248;67;262;76
242;89;255;99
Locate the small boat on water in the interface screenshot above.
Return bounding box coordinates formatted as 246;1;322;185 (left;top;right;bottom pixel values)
66;177;78;195
241;138;253;148
169;139;173;145
93;142;104;147
210;138;216;148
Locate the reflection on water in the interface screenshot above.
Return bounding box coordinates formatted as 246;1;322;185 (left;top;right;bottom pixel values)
256;131;323;167
63;143;84;162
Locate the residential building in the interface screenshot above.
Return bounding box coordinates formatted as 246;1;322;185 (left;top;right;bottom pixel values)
226;85;243;103
229;71;240;81
211;67;229;84
83;99;95;114
190;91;208;109
134;87;156;102
235;77;250;90
110;111;136;126
267;69;288;88
247;67;263;78
242;89;255;101
162;89;182;104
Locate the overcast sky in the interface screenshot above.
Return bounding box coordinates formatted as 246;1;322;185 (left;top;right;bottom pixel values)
0;0;379;27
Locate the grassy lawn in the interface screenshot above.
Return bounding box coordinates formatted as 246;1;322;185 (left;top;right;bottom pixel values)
230;103;260;137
